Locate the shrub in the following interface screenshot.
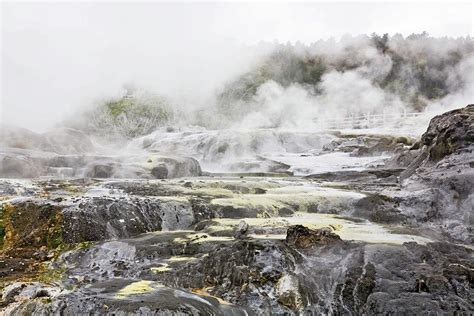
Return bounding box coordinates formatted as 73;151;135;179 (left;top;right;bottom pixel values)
81;92;173;138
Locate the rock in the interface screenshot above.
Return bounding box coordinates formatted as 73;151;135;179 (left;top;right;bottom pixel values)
227;157;293;174
353;193;406;224
0;151;203;179
6;280;254;316
254;188;267;194
0;155;41;178
159;199;195;231
0;124;202;179
151;165;168;179
234;220;249;239
40;128;95;154
0;126;45;151
2;282;61;301
147;156;202;178
421;105;473;161
52;227;474;315
306;168;403;183
285;225;341;249
390;104;474;242
133;128;331;173
1;202;63;249
61;197;194;242
85;163;115;178
0;181;18;195
2;196;195;246
276;274;305;310
384;147;421;168
322;133;415;157
401;104;474;179
278;207;294;217
2;282;28;302
0;126;95;155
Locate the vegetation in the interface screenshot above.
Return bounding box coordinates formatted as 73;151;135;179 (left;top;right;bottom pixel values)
75;90;174;138
217;33;474;115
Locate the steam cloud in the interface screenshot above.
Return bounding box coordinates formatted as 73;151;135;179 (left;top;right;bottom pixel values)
205;34;473;131
2;2;473;135
30;33;463;140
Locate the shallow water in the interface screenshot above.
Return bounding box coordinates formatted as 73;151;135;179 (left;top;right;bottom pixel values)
210;212;433;245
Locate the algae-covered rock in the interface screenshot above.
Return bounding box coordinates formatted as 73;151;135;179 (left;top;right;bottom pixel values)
1;195;196;247
1;202;63;249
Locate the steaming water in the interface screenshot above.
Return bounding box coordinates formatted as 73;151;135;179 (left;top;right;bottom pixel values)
127;126;404;175
265;152;389;175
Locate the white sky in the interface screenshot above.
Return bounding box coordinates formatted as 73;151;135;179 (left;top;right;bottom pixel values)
1;1;473;131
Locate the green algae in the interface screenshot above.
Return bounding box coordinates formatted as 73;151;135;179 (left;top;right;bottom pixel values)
35;264;67;284
0;203;8;247
0;202;64;250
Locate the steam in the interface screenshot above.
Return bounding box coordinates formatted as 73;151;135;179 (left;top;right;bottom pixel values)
205;34;474;131
53;34;474;136
2;2;473;134
54;34;473;138
426;54;474;113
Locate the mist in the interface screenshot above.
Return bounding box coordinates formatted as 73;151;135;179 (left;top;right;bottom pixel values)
2;1;473;132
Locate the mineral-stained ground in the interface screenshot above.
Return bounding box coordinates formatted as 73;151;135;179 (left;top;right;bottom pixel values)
0;105;472;315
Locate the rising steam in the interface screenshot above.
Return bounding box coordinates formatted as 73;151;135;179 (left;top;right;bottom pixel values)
63;33;473;137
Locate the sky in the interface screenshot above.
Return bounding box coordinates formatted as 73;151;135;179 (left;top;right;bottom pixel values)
1;1;473;131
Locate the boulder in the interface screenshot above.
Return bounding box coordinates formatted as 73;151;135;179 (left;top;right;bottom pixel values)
285;225;341;249
85;163;115;178
233;220;249;239
146;156;202;178
151;165;168;179
401;104;474;179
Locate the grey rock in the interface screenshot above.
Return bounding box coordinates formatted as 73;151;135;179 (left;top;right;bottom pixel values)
234;220;249;239
151;165;168;179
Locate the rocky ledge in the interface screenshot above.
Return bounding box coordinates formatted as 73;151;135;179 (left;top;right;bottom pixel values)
389;104;474;242
0;126;202;179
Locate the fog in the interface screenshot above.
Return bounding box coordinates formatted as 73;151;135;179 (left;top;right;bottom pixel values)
217;36;474;131
1;1;473;132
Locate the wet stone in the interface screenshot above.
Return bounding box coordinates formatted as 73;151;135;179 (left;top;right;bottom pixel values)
285;225;342;249
151;165;168;179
